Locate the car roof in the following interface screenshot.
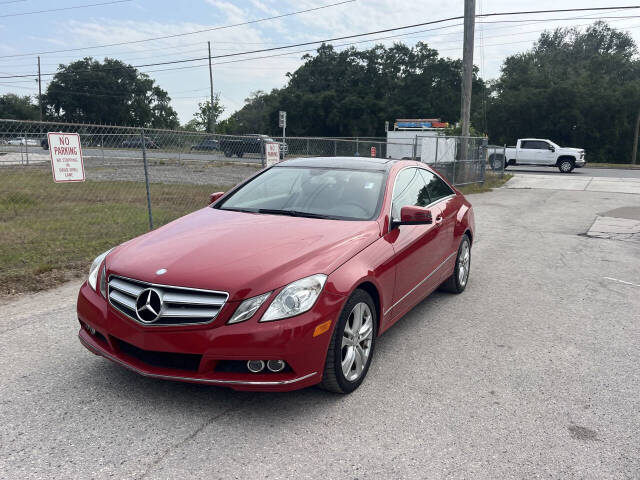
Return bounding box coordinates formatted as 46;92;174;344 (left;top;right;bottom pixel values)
276;156;400;171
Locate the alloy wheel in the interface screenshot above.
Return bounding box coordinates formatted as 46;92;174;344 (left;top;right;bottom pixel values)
341;302;374;382
458;240;471;287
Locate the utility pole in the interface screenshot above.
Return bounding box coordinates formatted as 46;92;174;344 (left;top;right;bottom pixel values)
207;41;215;134
632;107;640;165
460;0;476;137
37;56;42;121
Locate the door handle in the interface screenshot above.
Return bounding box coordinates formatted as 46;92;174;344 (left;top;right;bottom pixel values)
435;214;443;226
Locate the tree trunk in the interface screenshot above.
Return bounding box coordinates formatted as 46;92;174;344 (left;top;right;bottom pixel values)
632;107;640;165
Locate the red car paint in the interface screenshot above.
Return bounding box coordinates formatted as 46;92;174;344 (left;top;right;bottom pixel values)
77;158;475;391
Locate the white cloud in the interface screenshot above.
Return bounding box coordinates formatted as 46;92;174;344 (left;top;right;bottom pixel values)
6;0;638;123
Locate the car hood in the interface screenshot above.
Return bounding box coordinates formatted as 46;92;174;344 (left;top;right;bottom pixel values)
559;146;584;153
106;208;380;301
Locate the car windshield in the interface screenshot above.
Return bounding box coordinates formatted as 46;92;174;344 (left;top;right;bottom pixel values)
217;166;385;220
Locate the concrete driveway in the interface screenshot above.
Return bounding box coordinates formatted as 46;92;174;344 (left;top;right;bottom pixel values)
506;165;640;178
1;187;639;479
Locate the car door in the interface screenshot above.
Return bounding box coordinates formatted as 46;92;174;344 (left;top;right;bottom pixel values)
536;141;556;164
518;141;538;164
385;168;449;322
420;169;459;283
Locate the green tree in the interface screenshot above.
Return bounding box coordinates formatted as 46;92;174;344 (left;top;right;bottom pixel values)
44;57;179;128
185;94;224;132
224;43;486;137
487;22;640;163
0;94;39;120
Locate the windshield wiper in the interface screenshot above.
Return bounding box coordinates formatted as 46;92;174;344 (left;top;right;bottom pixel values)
257;209;333;219
220;207;258;213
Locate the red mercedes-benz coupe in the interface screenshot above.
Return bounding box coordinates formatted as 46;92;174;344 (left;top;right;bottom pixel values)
77;157;474;393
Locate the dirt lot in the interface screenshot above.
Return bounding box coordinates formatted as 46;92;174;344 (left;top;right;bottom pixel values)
1;185;638;479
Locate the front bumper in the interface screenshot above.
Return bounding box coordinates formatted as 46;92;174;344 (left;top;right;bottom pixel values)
77;281;345;391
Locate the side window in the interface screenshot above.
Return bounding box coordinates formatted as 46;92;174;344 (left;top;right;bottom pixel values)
521;141;533;149
420;170;455;203
391;168;430;220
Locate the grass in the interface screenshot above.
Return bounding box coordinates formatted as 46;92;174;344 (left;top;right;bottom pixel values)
457;173;513;195
0;167;232;296
1;167;510;297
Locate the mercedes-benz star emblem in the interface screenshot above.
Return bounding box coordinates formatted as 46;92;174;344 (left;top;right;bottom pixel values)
135;288;163;323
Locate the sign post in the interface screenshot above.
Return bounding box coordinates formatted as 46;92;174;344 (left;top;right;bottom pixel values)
48;132;85;182
279;110;287;144
265;142;281;167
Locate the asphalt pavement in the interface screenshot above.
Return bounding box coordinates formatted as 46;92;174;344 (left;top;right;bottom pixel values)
506;165;640;178
1;186;639;479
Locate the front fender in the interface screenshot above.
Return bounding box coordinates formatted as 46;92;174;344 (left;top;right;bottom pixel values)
326;237;396;334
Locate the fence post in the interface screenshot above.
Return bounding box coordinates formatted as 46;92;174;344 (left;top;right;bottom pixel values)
412;137;417;160
101;134;105;161
503;144;507;177
24;133;29;165
481;137;488;184
260;138;266;167
434;136;439;167
334;140;337;157
452;137;457;186
306;138;310;155
140;128;154;230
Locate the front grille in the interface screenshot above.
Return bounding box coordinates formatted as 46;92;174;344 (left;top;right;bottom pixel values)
113;337;201;371
108;275;228;326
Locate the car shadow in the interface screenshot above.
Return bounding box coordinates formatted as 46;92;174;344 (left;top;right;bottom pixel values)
78;288;454;419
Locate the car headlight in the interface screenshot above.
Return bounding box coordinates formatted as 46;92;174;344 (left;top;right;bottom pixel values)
261;274;327;322
228;292;271;325
88;249;113;292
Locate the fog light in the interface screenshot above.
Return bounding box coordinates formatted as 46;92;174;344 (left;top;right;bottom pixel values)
266;359;285;373
247;360;265;373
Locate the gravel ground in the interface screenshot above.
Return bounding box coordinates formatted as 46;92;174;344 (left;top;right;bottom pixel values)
1;186;639;479
82;156;261;186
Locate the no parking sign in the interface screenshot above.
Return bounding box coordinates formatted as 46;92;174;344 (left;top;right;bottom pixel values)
48;132;85;182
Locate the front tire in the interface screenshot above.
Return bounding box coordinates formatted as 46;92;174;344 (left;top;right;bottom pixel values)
319;289;377;394
558;158;575;173
440;234;471;293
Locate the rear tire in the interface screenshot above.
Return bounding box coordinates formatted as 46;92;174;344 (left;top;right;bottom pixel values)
224;151;232;158
319;289;377;394
440;234;471;294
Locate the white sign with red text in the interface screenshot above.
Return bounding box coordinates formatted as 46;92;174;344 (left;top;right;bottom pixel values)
48;132;85;182
265;142;280;167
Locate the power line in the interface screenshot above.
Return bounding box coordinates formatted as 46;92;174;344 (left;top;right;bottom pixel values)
4;5;639;80
1;11;634;70
0;0;356;58
3;12;636;74
0;0;130;18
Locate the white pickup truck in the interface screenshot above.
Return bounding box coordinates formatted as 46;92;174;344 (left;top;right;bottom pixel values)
488;139;586;173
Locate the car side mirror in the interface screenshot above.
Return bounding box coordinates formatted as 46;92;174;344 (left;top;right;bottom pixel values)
549;146;555;152
398;206;433;226
209;191;224;204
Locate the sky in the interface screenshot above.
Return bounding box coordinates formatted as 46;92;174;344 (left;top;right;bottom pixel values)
1;0;640;124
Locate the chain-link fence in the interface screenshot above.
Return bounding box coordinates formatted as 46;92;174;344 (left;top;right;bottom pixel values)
0;118;493;294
